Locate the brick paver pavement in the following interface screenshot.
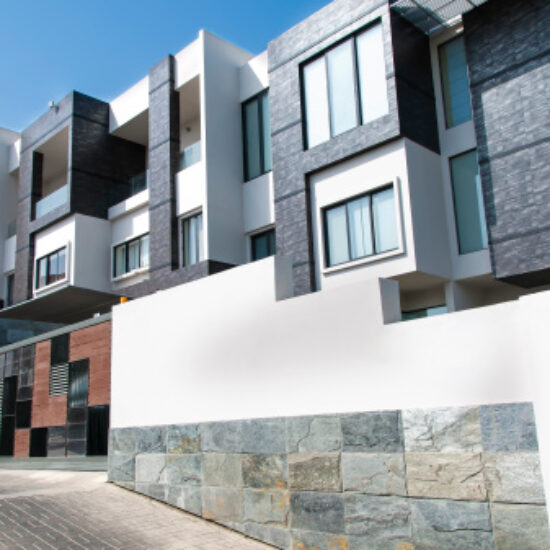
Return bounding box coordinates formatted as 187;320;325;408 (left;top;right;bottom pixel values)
0;470;275;550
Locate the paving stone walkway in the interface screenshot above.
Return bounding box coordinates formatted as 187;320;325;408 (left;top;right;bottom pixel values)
0;470;275;550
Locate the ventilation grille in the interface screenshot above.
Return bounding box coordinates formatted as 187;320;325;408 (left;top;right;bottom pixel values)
49;363;69;397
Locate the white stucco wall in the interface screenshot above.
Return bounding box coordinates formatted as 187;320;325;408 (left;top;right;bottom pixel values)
3;236;16;274
242;172;274;234
176;163;205;217
109;76;149;132
111;255;550;511
111;205;149;246
239;51;268;102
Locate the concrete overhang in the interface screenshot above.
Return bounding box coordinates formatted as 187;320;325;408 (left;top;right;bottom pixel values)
390;0;489;34
0;287;122;324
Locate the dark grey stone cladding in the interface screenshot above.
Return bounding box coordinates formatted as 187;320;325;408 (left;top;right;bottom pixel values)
13;92;146;303
267;0;438;295
464;0;550;287
109;402;549;549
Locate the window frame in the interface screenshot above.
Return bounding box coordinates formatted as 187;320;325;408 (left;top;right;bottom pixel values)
300;19;387;150
5;272;14;307
180;211;204;268
321;183;400;269
250;227;276;262
34;246;68;291
242;89;272;182
112;233;150;280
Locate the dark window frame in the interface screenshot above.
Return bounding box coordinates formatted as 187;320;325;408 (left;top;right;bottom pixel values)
300;18;384;150
322;184;397;268
35;247;67;289
181;212;203;268
5;273;14;307
113;233;149;279
242;90;271;182
251;228;276;261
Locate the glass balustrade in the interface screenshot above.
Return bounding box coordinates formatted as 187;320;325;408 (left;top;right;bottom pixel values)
35;184;69;219
179;141;201;171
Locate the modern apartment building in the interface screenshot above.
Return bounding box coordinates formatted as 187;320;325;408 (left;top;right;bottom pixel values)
1;0;548;329
1;0;550;547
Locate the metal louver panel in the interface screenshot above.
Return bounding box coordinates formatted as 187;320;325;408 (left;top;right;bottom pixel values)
49;363;69;397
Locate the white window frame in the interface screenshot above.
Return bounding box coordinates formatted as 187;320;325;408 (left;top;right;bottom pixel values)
111;233;150;282
34;243;70;294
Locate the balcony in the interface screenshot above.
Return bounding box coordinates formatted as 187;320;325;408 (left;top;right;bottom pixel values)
35;183;69;219
128;170;149;197
179;141;201;171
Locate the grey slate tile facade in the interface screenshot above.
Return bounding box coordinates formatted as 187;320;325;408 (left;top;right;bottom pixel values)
464;0;550;287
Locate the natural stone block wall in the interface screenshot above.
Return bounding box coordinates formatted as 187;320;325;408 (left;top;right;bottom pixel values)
108;403;550;549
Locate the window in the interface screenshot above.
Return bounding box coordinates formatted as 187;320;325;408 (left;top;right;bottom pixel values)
402;305;447;321
242;91;272;181
113;234;149;278
181;213;203;267
5;273;14;307
324;186;398;267
251;229;276;261
36;247;66;289
450;150;488;254
439;36;472;128
302;22;388;149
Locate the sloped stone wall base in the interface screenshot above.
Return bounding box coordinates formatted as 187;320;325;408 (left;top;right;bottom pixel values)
108;403;550;549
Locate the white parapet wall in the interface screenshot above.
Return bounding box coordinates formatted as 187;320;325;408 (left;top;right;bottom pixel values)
111;255;550;505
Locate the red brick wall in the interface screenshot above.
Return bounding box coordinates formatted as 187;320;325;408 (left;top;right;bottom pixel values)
13;429;30;458
69;321;111;406
32;340;67;428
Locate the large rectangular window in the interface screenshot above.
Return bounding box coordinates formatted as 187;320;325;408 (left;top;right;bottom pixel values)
302;22;388;149
450;150;488;254
113;234;149;278
324;186;398;267
439;36;472;128
36;247;67;289
242;91;272;181
251;228;276;261
181;212;203;267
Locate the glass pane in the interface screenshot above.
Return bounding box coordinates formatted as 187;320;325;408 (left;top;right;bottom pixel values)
68;360;88;409
251;229;275;261
57;248;66;280
357;23;389;124
450;150;487;254
140;235;150;268
303;57;331;148
196;213;203;263
372;187;398;253
245;99;261;180
48;253;58;284
439;36;472;128
261;93;272;173
325;205;349;266
115;245;126;277
37;258;47;288
183;214;202;266
127;240;140;271
326;40;358;136
347;196;373;260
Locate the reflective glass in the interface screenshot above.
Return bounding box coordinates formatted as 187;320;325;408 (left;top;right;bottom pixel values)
127;240;140;271
439;36;472;128
114;245;126;277
140;235;150;268
303;57;331;148
325;205;349;266
450;150;487;254
245;100;261;180
357;23;389;124
327;40;358;136
372;187;398;253
37;257;47;288
347;196;373;259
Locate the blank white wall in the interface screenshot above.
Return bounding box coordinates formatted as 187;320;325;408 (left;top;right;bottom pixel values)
112;256;550;511
109;76;149;132
239;51;268;102
111;205;149;245
242;172;274;233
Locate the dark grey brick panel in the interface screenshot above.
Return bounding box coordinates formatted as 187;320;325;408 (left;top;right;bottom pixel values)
464;0;550;286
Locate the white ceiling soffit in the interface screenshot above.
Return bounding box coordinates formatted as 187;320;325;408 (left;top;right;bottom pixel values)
389;0;489;34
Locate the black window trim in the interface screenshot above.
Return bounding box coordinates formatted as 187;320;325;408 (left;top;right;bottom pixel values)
112;233;149;279
300;17;384;150
322;183;397;268
35;246;68;290
180;210;203;268
242;89;271;182
250;226;276;262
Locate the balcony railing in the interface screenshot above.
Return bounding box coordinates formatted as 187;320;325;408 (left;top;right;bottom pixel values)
128;170;149;197
35;184;69;219
179;141;201;171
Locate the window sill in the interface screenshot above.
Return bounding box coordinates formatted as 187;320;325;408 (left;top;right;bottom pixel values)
34;278;69;296
111;266;149;283
322;247;403;275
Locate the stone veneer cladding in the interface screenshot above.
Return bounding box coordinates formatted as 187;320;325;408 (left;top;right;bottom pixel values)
109;403;549;550
267;0;438;296
463;0;550;287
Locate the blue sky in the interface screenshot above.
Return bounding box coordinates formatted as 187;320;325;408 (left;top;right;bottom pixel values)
0;0;330;132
